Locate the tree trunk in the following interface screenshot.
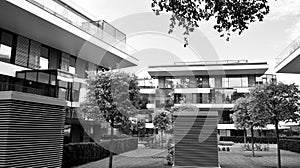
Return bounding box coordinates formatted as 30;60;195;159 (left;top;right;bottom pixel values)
275;120;281;168
251;126;255;157
161;130;163;149
244;128;247;145
109;122;114;168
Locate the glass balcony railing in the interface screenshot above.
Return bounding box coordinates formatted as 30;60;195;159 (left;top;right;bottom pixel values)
25;0;137;57
276;35;300;67
0;81;57;98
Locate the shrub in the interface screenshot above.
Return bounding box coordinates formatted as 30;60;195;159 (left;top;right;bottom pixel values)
62;137;138;168
167;146;174;166
220;136;278;144
279;139;300;153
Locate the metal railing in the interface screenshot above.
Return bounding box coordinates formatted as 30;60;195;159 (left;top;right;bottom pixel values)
25;0;137;57
174;60;248;65
276;35;300;67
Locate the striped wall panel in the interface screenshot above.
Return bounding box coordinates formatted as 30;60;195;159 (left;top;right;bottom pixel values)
61;52;70;72
28;40;41;69
0;99;65;168
15;36;29;67
174;114;219;167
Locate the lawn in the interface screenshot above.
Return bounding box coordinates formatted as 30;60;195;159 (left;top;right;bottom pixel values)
77;143;300;168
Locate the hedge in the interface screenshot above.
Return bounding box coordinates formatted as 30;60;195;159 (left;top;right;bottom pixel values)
220;136;277;144
220;136;300;145
279;139;300;153
62;137;138;168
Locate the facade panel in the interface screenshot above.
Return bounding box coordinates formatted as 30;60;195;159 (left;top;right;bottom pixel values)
0;93;65;168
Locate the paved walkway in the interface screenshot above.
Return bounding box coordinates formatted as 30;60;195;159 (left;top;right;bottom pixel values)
76;145;170;168
77;143;300;168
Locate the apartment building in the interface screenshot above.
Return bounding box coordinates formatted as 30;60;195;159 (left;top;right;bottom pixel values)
0;0;137;167
275;36;300;133
139;60;276;136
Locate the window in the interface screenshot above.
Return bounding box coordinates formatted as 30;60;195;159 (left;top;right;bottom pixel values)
222;77;229;88
26;72;37;81
69;56;76;74
228;77;242;88
196;77;203;88
75;58;88;78
49;48;61;69
241;77;248;87
40;45;49;69
189;77;196;88
38;72;50;84
0;31;13;63
209;77;215;88
255;76;263;84
165;77;174;88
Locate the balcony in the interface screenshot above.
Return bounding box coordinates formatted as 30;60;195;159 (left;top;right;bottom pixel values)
275;35;300;73
174;89;244;105
0;80;56;98
0;0;137;68
25;0;136;55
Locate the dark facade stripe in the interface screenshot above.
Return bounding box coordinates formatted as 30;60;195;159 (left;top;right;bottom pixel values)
0;99;65;168
174;115;219;167
15;36;29;67
28;40;41;69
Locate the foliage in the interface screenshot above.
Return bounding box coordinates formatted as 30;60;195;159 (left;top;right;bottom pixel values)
151;0;271;46
241;143;269;151
250;83;300;125
62;138;138;168
232;96;268;130
167;145;174;166
83;70;141;132
250;82;300;167
279;139;300;153
220;136;278;144
153;111;171;131
82;70;141;168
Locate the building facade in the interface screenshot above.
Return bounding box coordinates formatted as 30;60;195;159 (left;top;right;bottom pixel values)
139;60;276;136
0;1;137;166
275;35;300;133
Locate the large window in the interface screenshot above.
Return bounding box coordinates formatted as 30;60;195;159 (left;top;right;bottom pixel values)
209;77;215;88
0;31;13;63
211;89;244;104
40;45;49;69
69;56;76;74
222;76;249;88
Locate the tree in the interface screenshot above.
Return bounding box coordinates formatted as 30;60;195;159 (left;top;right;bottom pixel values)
250;83;300;168
232;96;268;157
153;111;171;148
82;70;140;168
151;0;271;46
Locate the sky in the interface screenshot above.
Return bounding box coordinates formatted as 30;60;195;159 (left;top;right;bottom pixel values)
67;0;300;84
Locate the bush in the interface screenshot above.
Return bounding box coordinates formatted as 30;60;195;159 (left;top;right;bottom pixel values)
279;139;300;153
241;143;270;151
62;137;138;168
220;136;278;144
167;146;174;166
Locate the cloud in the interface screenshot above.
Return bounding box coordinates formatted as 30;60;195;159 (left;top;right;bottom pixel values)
266;0;300;41
267;0;300;20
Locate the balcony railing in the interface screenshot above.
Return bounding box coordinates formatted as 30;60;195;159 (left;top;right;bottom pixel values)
0;81;56;98
25;0;137;57
276;35;300;67
174;59;249;65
